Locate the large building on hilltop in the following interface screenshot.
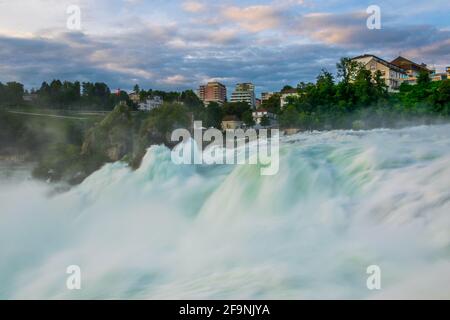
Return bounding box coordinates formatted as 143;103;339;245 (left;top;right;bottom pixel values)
198;82;227;106
351;54;408;91
230;83;256;109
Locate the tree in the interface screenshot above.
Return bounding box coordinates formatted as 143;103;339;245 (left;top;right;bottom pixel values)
281;85;294;93
204;102;223;129
133;84;140;94
336;57;360;83
81;82;112;109
260;93;281;114
223;101;252;119
417;71;431;87
110;90;130;107
260;115;271;127
353;68;375;106
180;90;203;109
314;69;336;106
0;82;24;106
279;105;300;128
335;58;362;108
242;110;255;127
431;80;450;114
373;70;388;98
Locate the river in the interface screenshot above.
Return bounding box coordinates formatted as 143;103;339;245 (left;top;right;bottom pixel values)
1;125;450;299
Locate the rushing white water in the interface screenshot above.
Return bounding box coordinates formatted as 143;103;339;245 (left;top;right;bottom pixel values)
1;125;450;299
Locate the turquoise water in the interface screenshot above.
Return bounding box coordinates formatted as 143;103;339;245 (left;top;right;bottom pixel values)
1;125;450;299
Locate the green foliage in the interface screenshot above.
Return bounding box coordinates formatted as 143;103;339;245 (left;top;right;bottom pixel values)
223;101;252;119
141;103;191;136
30;103;134;183
281;85;294;93
203;102;223;128
35;80;117;110
434;80;450;112
133;103;192;167
0;82;24;106
110;90;131;108
242;110;255;126
279;105;300;128
180;90;203;108
336;57;360;84
0;109;90;157
260;93;281;114
260;115;271;127
417;71;431;87
278;57;450;129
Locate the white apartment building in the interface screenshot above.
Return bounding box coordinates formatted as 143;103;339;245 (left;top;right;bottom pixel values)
252;109;278;127
138;96;163;111
230;83;256;109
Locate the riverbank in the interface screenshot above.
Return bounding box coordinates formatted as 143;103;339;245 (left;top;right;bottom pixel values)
2;102;450;187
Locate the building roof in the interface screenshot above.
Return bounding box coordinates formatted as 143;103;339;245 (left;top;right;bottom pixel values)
352;54;407;74
390;56;431;73
281;88;298;94
222;115;240;122
200;81;226;88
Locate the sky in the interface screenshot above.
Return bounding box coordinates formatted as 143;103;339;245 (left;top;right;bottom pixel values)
0;0;449;95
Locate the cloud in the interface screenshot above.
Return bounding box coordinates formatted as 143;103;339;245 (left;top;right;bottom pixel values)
124;0;143;4
291;11;450;67
0;25;344;93
404;38;450;69
223;5;284;32
163;75;187;84
182;1;206;13
296;11;449;47
0;1;449;93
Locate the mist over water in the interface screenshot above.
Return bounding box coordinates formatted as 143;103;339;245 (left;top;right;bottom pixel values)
1;125;450;299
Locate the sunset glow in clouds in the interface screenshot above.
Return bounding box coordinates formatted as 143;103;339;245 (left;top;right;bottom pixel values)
0;0;449;93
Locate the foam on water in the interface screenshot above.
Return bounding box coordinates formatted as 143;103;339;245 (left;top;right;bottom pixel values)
1;125;450;299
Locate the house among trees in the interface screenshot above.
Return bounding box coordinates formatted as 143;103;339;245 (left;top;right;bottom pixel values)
129;92;140;104
391;56;431;77
138;96;163;111
280;88;299;109
252;109;278;128
351;54;408;91
391;56;433;85
221;115;243;130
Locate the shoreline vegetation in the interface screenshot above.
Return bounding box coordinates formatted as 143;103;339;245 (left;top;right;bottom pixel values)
1;57;449;185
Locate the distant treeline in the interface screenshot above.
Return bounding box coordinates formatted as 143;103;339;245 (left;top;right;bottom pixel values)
1;56;450;128
0;79;211;112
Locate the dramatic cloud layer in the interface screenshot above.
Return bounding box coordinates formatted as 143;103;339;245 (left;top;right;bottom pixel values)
0;0;449;94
